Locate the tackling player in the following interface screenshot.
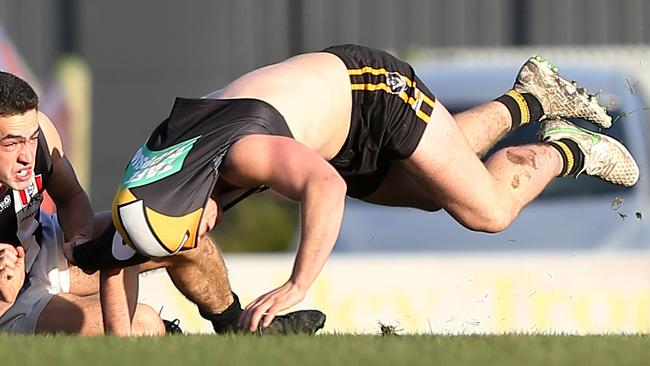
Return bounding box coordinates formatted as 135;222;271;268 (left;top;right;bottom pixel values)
0;71;165;335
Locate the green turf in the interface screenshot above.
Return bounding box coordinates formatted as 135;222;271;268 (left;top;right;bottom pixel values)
2;334;648;366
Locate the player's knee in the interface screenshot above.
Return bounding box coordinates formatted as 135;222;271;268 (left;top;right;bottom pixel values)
132;304;165;336
181;239;215;268
155;235;215;269
483;209;515;233
460;205;514;233
477;212;512;233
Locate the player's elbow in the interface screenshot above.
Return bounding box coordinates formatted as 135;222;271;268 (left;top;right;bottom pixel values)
320;171;347;198
302;168;347;204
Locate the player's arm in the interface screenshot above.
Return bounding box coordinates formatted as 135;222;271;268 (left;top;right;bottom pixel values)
100;266;139;336
222;135;347;331
66;265;100;296
38;112;94;251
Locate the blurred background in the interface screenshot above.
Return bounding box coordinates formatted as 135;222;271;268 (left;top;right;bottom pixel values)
5;0;650;249
1;0;649;333
3;0;650;250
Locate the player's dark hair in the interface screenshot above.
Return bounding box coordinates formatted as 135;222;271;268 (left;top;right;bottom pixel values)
0;71;39;117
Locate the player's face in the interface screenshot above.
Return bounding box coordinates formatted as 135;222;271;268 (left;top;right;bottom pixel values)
0;109;39;191
197;196;223;241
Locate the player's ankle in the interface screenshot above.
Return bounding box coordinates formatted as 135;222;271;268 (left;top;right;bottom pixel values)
198;292;243;334
495;90;544;131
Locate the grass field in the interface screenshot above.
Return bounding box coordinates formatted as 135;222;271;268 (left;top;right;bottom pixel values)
3;334;648;366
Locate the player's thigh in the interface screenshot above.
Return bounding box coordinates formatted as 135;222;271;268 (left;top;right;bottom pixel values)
393;102;499;214
36;293;104;335
36;293;165;336
361;161;443;211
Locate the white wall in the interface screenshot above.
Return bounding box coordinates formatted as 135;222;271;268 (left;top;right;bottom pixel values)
140;252;650;334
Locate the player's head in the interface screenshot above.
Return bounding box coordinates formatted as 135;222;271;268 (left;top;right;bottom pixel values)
0;71;39;190
0;71;38;117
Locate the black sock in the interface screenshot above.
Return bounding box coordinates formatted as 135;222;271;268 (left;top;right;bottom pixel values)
546;139;585;176
495;90;544;130
199;292;243;334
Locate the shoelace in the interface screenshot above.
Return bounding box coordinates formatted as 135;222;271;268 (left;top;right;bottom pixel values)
163;318;183;335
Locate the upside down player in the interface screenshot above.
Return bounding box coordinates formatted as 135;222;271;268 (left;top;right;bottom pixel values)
74;44;638;333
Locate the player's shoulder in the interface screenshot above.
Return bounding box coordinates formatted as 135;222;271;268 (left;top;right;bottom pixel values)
36;111;63;155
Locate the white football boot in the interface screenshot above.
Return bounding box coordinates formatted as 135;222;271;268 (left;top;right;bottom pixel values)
515;56;612;128
540;119;639;187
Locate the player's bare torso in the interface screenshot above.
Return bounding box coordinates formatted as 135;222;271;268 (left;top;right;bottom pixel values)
206;52;352;161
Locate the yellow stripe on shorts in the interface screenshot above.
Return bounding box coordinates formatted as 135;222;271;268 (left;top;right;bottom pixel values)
348;66;436;123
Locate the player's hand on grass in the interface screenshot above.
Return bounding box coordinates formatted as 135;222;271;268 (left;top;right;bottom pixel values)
0;244;25;303
239;281;306;332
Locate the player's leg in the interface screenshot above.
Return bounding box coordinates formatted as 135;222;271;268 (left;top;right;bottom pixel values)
35;292;165;336
365;102;638;232
452;101;513;158
144;235;326;334
34;211;165;336
364;55;624;216
362;101;513;210
442;56;613;158
358;100;512;210
367;101;561;232
143;234;238;331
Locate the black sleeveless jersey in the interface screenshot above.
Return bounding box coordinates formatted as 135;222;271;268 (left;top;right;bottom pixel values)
112;97;293;257
0;132;52;250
